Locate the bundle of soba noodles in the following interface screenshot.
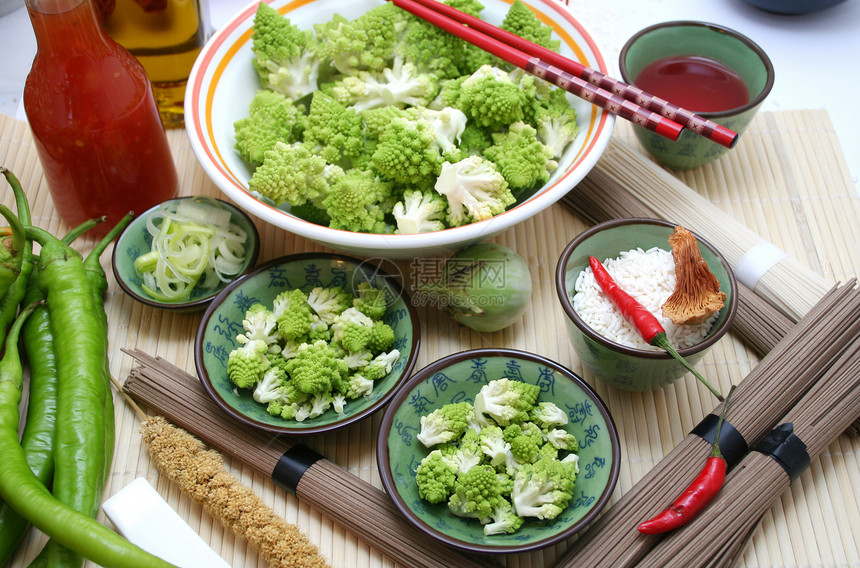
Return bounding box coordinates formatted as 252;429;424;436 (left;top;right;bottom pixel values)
550;281;860;568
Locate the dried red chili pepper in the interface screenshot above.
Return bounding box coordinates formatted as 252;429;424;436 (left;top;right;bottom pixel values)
587;256;724;401
637;385;736;534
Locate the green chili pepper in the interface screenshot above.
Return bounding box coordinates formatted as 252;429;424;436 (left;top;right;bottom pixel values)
0;168;34;338
0;301;176;568
25;226;112;568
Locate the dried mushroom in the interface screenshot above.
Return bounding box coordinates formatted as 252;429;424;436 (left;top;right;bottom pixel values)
662;226;726;325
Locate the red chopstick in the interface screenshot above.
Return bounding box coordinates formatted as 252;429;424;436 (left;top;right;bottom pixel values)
391;0;738;149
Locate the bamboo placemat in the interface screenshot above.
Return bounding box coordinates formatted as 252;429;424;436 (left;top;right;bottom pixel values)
1;109;859;568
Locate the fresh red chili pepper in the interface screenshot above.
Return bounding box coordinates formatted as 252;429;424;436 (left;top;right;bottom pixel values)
587;256;724;401
638;385;736;534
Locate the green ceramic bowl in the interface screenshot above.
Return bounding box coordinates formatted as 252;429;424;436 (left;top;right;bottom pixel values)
195;253;420;435
376;348;620;554
555;218;737;392
619;21;774;170
112;196;260;311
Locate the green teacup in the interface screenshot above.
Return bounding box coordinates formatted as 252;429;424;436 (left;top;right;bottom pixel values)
619;21;774;170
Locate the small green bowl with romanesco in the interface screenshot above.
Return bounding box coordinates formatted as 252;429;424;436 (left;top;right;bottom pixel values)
376;348;620;554
195;253;420;435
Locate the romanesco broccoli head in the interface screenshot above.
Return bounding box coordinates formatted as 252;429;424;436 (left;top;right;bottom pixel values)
306;285;353;324
396;15;468;80
473;378;541;426
352;281;390;320
227;338;271;389
371;116;455;185
500;0;560;53
415;449;459;504
533;88;580;158
483;121;558;190
367;320;395;352
503;422;544;463
332;306;375;353
440;65;527;128
233;89;307;167
251;3;320;99
345;373;374;399
448;464;507;521
392;189;448;234
237;303;282;353
304;91;366;165
314;3;409;74
417;401;476;447
483;500;524;536
284;339;349;395
434;155;515;227
248;141;331;207
511;455;576;520
331;57;439;113
253;366;288;404
360;349;400;381
272;288;316;341
322;169;394;234
546;428;579;452
478;424;510;468
530;401;569;430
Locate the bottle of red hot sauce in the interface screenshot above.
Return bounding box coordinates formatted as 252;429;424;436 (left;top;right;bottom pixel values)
23;0;178;235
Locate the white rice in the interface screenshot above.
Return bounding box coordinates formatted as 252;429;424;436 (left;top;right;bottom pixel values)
571;247;719;351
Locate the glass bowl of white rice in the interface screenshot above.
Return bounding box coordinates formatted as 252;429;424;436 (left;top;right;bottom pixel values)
554;218;737;392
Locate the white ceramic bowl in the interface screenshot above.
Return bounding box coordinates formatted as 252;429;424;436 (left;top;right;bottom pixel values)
185;0;615;258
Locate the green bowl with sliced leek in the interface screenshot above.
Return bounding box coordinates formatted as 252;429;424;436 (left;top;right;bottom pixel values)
111;196;260;311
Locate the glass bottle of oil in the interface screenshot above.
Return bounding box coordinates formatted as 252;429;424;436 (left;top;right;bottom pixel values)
99;0;210;128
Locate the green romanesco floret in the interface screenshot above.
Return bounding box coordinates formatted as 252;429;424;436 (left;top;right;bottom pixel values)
332;306;375;353
284;339;349;395
392;189;448;234
322;169;394;234
360;349;400;381
307;392;334;418
533;87;580;158
483;121;558;190
371;114;462;186
511;455;577;520
314;3;409;75
434;155;515;227
417;401;476;447
415;449;459;504
546;428;579;453
252;366;288;404
473;378;541;426
331;57;439;112
449;428;483;475
345;373;374;399
367;320;395;352
530;401;569;430
251;2;321;99
352;281;390;320
503;422;544;464
439;65;528;128
447;464;507;521
233;89;307;167
227;338;271;389
341;348;373;370
500;0;560;53
483;500;524;536
478;424;510;468
272;288;316;342
237;303;282;354
304;91;366;166
306;285;353;324
248;141;331;207
395;13;469;80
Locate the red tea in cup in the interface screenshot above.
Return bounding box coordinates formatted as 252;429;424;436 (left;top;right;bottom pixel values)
634;55;749;113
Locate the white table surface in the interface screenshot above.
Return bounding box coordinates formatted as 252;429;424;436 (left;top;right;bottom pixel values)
1;0;858;194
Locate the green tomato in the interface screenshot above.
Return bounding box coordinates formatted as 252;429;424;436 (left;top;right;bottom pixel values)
424;242;532;332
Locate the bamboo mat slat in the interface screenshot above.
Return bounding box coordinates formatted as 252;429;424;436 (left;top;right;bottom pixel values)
1;109;859;568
